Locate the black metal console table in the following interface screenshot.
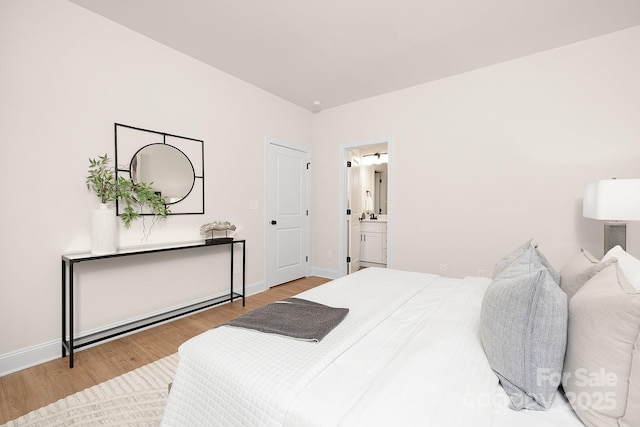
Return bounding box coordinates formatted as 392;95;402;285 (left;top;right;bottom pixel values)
61;239;245;368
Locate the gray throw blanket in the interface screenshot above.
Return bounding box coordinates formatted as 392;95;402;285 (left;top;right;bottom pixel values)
225;298;349;342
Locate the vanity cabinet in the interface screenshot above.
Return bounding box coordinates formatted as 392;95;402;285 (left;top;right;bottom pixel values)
360;221;387;266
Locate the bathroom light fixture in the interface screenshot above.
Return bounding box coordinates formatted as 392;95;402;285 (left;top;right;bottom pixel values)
362;153;388;165
583;178;640;252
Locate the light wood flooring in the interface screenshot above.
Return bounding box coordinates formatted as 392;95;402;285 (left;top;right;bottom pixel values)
0;276;330;424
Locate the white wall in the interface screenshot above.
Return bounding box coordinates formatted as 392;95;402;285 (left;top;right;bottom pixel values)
0;0;311;373
2;0;639;375
311;26;640;279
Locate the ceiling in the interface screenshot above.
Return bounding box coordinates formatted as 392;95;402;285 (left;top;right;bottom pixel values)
68;0;640;112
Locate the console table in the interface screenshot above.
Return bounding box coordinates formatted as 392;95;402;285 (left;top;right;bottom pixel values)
61;239;245;368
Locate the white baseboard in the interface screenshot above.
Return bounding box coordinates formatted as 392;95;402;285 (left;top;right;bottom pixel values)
0;339;62;377
0;281;265;377
311;267;340;280
245;280;267;296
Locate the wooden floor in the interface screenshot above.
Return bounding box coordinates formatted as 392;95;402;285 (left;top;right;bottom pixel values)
0;276;330;424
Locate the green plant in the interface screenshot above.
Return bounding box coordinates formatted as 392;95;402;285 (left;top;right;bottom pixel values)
86;154;117;204
86;154;169;228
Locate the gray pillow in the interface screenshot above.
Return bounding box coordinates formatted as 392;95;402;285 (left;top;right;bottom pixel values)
480;267;568;410
493;239;533;279
563;264;640;427
493;240;560;284
535;246;561;284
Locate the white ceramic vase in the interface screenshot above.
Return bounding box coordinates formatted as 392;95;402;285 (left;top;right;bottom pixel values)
91;203;117;255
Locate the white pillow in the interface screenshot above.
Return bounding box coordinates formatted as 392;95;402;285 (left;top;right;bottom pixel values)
563;264;640;427
602;246;640;292
560;249;616;299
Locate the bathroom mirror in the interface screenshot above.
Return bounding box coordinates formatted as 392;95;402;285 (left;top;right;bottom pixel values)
374;168;388;215
115;123;204;215
360;148;388;217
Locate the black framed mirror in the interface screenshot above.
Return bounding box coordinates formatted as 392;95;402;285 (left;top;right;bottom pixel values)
130;143;194;204
115;123;204;216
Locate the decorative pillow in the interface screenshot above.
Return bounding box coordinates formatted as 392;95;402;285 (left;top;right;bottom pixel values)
560;249;598;279
493;239;533;279
534;246;561;284
493;239;560;284
602;245;640;292
480;267;568;410
560;249;616;299
562;264;640;427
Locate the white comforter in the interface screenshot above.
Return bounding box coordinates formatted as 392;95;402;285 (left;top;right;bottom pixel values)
161;268;579;426
286;272;497;427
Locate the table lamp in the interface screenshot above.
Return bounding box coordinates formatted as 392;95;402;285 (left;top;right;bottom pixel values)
583;178;640;253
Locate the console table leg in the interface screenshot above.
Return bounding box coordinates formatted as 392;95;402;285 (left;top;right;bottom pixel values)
230;243;234;302
61;260;66;358
69;262;75;368
242;241;246;307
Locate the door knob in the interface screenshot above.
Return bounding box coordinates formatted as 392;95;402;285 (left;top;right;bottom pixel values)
271;220;277;225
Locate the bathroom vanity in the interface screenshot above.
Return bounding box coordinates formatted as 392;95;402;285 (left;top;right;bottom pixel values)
359;219;387;267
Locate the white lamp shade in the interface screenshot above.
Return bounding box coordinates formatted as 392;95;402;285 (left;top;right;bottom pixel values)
583;179;640;221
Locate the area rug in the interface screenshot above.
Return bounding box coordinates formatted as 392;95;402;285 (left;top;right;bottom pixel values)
2;354;178;426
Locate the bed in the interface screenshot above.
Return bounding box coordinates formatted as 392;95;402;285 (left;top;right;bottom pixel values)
161;242;640;426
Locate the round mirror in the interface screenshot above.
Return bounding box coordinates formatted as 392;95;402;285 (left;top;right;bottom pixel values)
130;144;195;204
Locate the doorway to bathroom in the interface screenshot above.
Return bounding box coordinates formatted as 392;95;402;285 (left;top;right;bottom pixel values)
339;137;391;277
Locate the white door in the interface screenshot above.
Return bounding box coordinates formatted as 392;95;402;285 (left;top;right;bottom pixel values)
266;142;309;287
347;151;361;273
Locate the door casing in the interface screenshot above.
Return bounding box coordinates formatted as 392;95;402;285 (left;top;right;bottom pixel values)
338;136;393;277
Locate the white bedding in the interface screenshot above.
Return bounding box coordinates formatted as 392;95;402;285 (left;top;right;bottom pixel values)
161;268;584;426
492;388;583;427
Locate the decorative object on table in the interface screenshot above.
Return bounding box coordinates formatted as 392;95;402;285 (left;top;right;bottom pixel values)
90;202;118;255
583;178;640;253
86;154;169;254
200;221;236;244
